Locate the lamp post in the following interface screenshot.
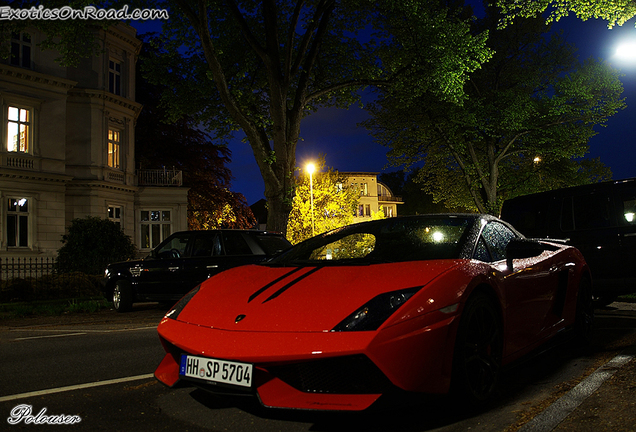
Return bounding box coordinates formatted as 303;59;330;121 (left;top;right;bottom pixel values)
306;163;316;237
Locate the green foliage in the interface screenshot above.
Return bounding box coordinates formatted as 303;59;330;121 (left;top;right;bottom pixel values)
286;159;360;244
380;170;471;214
365;10;624;214
135;38;256;230
497;0;636;28
56;217;136;275
138;0;492;232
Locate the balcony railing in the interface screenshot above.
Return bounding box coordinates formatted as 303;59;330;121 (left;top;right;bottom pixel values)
378;195;403;203
136;169;183;186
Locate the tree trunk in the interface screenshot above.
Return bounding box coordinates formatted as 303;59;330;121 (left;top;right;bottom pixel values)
265;189;292;234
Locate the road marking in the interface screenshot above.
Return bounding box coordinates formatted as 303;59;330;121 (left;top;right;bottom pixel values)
14;332;87;341
0;374;155;403
518;352;634;432
10;326;157;341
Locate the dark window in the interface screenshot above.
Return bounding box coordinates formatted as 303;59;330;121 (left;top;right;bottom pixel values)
10;32;31;68
222;232;253;255
501;196;549;236
7;198;29;247
109;60;121;95
155;233;190;258
191;234;222;257
473;237;491;262
572;193;612;229
255;234;291;255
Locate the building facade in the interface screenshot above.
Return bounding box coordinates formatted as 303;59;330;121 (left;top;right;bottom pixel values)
0;23;188;259
339;172;402;221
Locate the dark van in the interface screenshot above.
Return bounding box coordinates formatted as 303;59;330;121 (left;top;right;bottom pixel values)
500;178;636;305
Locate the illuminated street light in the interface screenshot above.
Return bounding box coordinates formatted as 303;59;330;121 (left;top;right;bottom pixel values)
306;163;316;236
615;41;636;62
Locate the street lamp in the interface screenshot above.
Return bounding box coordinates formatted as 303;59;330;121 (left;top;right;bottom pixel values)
306;163;316;236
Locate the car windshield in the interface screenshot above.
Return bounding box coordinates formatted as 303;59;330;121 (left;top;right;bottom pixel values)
268;217;472;265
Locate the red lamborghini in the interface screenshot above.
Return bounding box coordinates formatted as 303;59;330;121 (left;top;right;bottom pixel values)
154;214;593;411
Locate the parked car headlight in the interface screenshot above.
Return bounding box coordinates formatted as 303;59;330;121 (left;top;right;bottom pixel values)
332;286;422;332
165;285;201;320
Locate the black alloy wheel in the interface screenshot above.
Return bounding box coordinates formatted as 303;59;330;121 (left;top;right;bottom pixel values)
452;291;503;407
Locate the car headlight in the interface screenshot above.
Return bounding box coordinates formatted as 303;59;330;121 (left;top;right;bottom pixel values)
332;286;422;332
165;284;201;320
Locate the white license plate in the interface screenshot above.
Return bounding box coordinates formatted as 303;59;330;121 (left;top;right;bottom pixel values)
179;354;253;388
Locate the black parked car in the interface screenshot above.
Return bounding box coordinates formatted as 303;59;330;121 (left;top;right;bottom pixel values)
501;178;636;305
103;230;291;312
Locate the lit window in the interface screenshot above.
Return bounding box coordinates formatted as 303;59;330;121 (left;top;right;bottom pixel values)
7;106;31;153
7;198;29;247
108;129;120;168
109;60;121;95
140;210;172;249
10;32;31;68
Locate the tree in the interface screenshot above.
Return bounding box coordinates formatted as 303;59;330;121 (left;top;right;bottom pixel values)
379;170;468;215
365;10;623;214
135;38;256;229
139;0;491;233
286;159;361;244
497;0;636;28
57;217;136;275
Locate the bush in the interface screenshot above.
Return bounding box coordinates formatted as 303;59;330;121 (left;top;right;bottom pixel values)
57;216;137;275
0;273;102;303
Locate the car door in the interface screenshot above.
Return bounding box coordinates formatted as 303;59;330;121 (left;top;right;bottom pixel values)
477;222;560;356
181;231;266;295
133;232;192;300
178;232;225;296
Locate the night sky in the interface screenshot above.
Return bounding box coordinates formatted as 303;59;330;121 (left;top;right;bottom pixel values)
132;10;636;206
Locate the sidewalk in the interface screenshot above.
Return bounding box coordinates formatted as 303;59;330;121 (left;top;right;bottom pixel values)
519;302;636;432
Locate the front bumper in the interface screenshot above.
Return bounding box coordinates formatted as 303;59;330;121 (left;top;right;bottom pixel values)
155;312;459;411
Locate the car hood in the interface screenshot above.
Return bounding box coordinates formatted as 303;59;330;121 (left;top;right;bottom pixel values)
175;260;464;332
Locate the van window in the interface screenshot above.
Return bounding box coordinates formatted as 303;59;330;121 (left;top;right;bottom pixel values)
572;193;612;229
620;190;636;225
502;197;549;235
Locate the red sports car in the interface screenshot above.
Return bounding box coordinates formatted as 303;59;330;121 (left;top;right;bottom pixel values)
154;214;593;411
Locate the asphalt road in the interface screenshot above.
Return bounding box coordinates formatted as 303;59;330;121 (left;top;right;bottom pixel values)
0;302;634;431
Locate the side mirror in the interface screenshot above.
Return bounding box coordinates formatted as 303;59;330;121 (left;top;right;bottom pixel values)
506;238;546;270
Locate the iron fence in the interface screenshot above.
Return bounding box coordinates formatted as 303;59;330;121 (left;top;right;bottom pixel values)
0;257;57;280
0;257;103;303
